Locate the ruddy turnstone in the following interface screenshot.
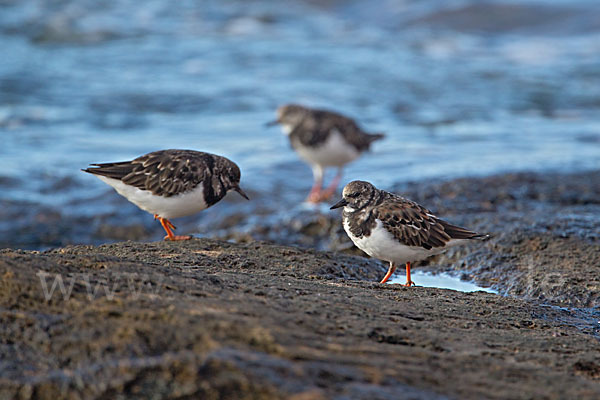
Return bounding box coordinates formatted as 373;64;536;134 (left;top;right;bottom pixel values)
330;181;487;286
83;149;249;241
267;104;384;203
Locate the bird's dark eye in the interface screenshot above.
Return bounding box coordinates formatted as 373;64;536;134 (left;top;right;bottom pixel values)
348;192;360;198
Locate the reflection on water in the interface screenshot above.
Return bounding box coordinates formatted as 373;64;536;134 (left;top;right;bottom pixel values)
1;0;600;249
389;271;496;293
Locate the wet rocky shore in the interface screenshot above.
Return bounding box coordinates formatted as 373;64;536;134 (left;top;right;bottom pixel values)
1;238;600;399
1;169;600;398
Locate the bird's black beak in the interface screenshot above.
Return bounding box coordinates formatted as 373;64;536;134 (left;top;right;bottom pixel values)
330;198;348;210
234;186;250;200
265;120;279;127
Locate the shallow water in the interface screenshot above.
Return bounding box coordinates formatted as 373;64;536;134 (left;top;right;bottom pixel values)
389;271;496;293
1;0;600;248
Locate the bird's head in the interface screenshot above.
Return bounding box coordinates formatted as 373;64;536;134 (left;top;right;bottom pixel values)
330;180;376;211
266;104;309;133
221;161;249;200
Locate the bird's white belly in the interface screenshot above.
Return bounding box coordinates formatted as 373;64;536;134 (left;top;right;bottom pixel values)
97;176;208;219
293;130;360;168
344;218;462;264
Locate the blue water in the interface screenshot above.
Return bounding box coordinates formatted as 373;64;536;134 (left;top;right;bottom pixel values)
1;0;600;247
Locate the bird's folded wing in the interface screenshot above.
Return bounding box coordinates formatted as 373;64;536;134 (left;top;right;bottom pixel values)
84;150;209;197
373;199;456;250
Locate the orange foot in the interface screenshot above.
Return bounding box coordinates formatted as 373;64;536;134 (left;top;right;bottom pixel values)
306;178;325;203
402;262;416;287
157;216;193;241
316;171;342;202
306;190;336;203
306;192;321;203
164;234;192;241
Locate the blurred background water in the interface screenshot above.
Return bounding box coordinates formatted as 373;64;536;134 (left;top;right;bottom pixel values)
1;0;599;249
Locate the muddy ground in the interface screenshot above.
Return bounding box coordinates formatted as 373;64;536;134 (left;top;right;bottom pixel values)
1;238;600;400
1;170;600;399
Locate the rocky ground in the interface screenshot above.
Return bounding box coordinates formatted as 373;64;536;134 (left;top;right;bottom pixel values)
1;170;599;399
393;170;600;308
213;169;600;308
0;239;599;400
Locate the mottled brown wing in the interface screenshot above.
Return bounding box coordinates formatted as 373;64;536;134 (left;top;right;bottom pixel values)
84;149;210;197
293;110;384;151
323;114;384;151
373;197;480;250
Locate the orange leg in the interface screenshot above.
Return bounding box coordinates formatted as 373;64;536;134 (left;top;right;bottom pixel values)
157;217;192;241
319;168;343;201
403;262;416;287
380;262;397;284
380;262;416;286
306;178;323;203
306;166;325;203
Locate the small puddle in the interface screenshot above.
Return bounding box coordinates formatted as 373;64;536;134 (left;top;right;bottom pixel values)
390;271;496;293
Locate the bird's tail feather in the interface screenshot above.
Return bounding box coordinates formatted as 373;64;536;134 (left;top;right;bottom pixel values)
440;220;490;240
367;132;385;144
81;161;134;180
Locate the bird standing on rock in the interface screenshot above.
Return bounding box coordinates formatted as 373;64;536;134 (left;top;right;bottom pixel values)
83;149;249;241
268;104;384;203
331;180;488;286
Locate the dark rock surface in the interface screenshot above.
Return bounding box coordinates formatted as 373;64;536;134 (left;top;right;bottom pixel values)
1;239;600;399
212;169;600;308
392;171;600;308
